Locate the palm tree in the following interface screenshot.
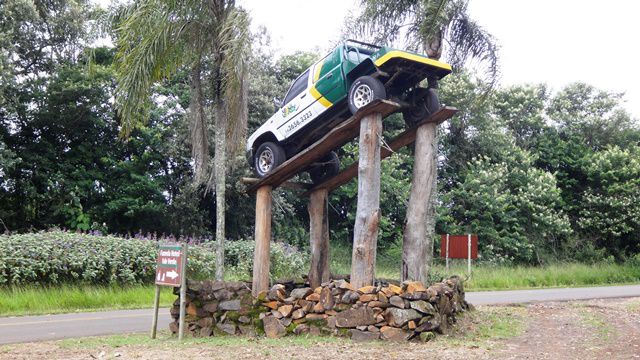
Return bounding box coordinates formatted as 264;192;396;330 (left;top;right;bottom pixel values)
357;0;498;283
113;0;250;280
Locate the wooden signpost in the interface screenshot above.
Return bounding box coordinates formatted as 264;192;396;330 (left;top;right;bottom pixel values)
151;243;187;340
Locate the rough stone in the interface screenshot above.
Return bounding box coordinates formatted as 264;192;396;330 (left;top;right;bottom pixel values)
238;315;251;324
389;296;406;308
404;281;427;293
238;325;256;337
219;299;241;311
216;322;236;335
416;315;440;332
387;284;402;295
169;321;179;334
271;310;283;319
380;326;412;341
263;301;279;310
367;325;379;332
358;285;378;294
290;287;313;300
367;301;389;309
280;317;292;327
278;304;293;318
197;317;214;328
349;329;380;341
199;326;213;337
384;308;422;327
306;293;321;302
291;308;306;320
320;287;335;310
294;324;310;335
341;290;360;304
305;313;326;321
378;292;389;303
263;316;286;338
359;294;378;302
410;300;436;315
335;279;354;291
213;289;233;301
400;291;429;301
335;306;377;328
313;302;325;313
203;302;218;313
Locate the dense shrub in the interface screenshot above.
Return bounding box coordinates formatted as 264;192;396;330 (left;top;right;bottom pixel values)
0;231;308;286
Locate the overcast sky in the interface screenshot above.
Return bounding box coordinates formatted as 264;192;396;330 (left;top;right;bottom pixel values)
99;0;640;117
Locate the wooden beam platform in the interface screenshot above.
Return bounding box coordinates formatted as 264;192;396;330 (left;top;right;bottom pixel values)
246;99;401;193
303;106;458;196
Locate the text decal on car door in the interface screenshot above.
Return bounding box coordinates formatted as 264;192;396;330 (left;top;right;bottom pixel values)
284;110;313;135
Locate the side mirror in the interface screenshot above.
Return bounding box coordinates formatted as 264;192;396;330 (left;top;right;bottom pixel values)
273;97;282;110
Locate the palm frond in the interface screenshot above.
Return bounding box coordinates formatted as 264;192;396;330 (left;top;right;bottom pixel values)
219;7;250;155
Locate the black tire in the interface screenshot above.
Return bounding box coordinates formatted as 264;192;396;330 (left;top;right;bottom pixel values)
402;88;441;127
254;142;286;178
309;151;340;184
348;75;386;114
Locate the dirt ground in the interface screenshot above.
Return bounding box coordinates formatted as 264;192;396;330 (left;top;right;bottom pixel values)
1;297;639;360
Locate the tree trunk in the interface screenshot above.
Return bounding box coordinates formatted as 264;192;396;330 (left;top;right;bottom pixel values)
308;188;330;289
351;112;382;289
402;122;437;283
252;185;272;296
214;101;226;281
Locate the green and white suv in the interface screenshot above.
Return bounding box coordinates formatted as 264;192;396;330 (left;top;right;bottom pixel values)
246;39;452;183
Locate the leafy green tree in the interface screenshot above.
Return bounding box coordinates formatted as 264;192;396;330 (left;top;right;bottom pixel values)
113;0;250;279
578;146;640;257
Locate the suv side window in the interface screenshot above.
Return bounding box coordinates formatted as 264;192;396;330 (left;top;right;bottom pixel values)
283;70;309;104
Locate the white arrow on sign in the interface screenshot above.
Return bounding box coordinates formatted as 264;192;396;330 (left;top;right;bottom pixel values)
166;270;179;280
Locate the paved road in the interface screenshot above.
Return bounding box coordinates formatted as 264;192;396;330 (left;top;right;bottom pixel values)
0;308;171;345
2;284;640;344
465;284;640;305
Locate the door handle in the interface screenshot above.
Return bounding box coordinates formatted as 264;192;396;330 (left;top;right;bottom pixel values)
300;93;306;99
327;73;333;79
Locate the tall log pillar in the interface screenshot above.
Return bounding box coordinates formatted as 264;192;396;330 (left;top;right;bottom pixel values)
308;188;331;288
351;111;383;289
252;185;272;296
402;121;437;283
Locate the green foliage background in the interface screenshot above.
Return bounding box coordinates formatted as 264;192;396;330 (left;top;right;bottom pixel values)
0;0;639;270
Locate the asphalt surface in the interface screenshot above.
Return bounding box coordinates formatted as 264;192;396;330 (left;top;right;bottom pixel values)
1;284;640;344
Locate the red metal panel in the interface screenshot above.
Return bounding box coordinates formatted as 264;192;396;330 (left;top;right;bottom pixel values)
440;234;478;259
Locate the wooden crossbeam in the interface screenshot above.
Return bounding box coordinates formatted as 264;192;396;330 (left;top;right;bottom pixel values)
302;106;458;196
246;100;401;193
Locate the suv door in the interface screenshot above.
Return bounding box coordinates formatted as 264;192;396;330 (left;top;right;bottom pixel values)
277;70;314;138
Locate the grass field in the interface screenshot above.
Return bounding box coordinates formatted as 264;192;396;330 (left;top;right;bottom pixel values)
0;285;175;317
1;245;639;317
330;243;640;290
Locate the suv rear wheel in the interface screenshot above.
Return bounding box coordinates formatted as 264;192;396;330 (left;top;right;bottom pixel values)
309;151;340;184
254;142;286;178
348;76;386;114
402;88;440;127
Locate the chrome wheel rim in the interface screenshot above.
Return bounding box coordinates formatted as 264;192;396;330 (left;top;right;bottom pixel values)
353;84;373;108
258;148;274;173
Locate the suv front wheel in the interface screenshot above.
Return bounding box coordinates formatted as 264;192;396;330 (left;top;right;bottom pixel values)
348;76;386;114
254;142;286;178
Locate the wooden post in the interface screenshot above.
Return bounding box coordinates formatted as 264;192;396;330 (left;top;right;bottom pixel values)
252;185;272;297
402;121;437;283
150;285;161;339
308;188;330;288
351;111;382;289
178;242;188;341
445;234;450;273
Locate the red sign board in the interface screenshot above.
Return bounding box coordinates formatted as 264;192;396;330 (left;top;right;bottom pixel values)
155;244;183;286
440;234;478;259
